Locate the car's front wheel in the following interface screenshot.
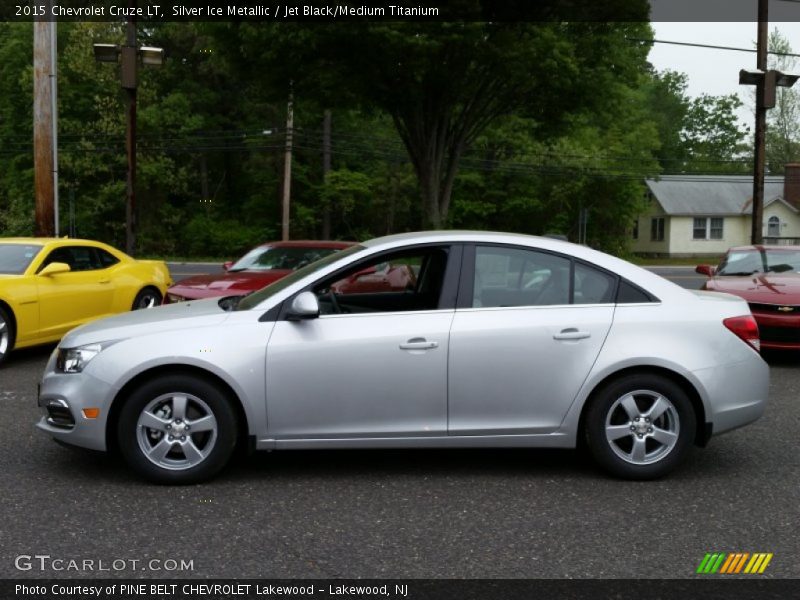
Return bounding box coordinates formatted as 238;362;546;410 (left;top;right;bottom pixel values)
117;375;238;484
0;306;14;366
585;374;695;480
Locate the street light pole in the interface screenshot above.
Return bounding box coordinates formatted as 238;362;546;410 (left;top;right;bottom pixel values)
123;9;137;255
94;2;163;256
751;0;768;245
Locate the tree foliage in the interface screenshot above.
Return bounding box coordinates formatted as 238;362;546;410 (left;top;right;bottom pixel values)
0;20;752;256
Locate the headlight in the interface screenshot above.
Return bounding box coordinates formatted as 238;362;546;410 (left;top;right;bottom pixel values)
56;341;119;373
166;293;186;303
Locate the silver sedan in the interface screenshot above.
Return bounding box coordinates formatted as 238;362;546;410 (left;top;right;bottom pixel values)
36;231;769;483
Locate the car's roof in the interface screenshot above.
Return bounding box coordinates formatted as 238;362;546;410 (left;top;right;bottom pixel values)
362;230;688;300
258;240;357;249
0;237;105;245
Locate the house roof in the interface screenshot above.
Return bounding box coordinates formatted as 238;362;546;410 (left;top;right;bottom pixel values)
645;175;785;216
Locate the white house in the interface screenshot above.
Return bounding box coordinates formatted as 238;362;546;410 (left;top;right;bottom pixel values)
633;165;800;257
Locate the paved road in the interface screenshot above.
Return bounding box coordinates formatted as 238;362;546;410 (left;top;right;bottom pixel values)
2;265;795;580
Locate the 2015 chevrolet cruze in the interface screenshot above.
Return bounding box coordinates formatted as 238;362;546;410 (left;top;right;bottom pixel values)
37;231;769;484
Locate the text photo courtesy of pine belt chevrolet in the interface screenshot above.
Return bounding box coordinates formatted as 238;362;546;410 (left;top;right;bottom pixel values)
0;238;171;366
697;245;800;350
36;231;769;484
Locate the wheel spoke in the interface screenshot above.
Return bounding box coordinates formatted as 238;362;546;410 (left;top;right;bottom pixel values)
187;415;216;433
171;395;188;420
139;411;169;432
631;436;647;462
645;396;670;422
181;439;205;466
606;424;632;442
147;437;174;462
651;426;678;446
0;322;6;332
619;394;640;420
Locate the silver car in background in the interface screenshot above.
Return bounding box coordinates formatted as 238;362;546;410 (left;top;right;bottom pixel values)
36;231;769;483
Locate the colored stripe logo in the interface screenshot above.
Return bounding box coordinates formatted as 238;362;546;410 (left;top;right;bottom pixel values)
696;552;773;574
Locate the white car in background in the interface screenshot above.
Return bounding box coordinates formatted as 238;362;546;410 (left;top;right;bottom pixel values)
37;231;769;484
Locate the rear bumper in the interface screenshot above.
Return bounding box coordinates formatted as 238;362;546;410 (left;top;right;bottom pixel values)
693;355;769;437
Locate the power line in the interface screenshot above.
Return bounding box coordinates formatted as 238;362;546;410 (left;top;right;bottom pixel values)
629;37;800;58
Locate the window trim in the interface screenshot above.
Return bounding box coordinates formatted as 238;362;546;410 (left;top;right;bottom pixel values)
650;217;665;242
456;242;624;310
692;216;724;241
277;243;462;321
767;215;781;237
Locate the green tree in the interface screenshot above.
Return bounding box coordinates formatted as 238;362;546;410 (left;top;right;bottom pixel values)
765;28;800;172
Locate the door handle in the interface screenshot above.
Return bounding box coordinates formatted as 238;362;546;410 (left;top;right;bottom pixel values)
399;338;438;350
553;328;591;341
98;279;111;284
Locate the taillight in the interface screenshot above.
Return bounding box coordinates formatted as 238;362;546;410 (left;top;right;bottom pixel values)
723;315;760;352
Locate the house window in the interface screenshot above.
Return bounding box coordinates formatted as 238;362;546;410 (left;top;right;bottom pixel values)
768;216;781;237
632;219;639;240
650;217;664;242
693;217;723;240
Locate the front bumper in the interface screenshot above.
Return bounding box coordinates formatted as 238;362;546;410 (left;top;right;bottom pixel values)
36;363;115;452
752;310;800;349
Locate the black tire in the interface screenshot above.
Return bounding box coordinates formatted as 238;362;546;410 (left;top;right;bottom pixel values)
132;287;163;310
117;375;238;484
0;305;15;367
584;374;696;480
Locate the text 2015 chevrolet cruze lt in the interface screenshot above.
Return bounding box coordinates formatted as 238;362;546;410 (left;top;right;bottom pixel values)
36;231;769;483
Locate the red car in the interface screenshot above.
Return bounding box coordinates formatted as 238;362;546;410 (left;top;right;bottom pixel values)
165;241;356;303
697;245;800;350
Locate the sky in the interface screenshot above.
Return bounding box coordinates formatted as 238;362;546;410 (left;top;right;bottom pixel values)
649;22;800;125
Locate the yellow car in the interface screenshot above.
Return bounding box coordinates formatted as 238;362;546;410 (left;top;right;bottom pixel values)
0;238;172;365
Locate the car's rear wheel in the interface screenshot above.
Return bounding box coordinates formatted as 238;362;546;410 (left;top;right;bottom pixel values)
585;374;695;480
132;287;162;310
0;306;14;366
117;375;238;484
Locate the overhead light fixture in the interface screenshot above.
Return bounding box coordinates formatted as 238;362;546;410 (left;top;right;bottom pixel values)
92;43;120;63
139;46;165;66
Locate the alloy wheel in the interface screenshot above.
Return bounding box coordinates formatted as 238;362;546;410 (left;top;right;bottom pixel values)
604;389;680;466
136;392;218;471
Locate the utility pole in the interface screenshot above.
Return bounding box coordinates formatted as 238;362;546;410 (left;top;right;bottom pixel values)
281;86;294;241
123;8;138;255
322;109;332;239
33;6;57;237
751;0;768;245
93;5;163;256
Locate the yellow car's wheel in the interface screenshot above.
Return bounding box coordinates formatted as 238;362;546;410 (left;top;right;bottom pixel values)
0;306;14;366
132;287;163;310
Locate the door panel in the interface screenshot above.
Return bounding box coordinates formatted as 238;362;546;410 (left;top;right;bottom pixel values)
36;271;116;337
448;305;613;434
265;311;454;439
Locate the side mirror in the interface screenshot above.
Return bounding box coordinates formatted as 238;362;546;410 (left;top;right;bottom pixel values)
222;261;233;271
695;265;716;277
39;262;71;277
287;291;319;321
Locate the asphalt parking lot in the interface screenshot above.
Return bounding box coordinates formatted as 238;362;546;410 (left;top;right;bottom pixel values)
1;266;798;579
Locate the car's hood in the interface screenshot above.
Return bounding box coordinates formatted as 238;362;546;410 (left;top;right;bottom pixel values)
62;298;230;348
705;273;800;304
170;270;290;296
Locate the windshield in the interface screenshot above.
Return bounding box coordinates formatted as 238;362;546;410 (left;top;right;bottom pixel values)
717;249;800;276
229;245;343;272
0;244;43;274
236;244;365;310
